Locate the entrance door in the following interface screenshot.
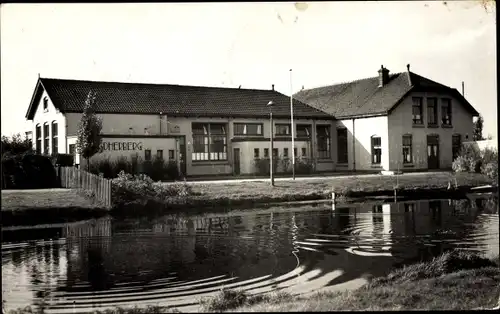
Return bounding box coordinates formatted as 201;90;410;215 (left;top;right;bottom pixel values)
178;137;187;177
427;135;440;170
233;148;240;175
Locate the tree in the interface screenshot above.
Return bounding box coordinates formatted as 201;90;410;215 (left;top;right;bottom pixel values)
473;114;485;141
1;133;33;155
76;91;103;171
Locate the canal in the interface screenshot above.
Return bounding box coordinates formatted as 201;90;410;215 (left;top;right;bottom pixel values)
2;195;498;313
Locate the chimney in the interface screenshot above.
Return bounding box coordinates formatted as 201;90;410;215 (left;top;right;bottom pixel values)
406;64;412;86
378;65;390;87
272;84;275;91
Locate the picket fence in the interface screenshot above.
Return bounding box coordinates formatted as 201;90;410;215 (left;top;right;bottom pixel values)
59;166;112;208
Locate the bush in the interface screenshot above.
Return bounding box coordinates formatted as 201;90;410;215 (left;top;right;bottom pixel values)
296;158;314;174
110;171;193;208
453;145;498;181
1;134;33;155
89;154;181;181
482;162;498;182
1;152;58;189
452;156;471;173
51;153;74;167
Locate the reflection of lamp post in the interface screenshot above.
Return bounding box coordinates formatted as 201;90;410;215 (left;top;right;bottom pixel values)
268;101;275;186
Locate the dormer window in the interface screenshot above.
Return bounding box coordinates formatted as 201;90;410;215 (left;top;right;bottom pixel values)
43;97;48;112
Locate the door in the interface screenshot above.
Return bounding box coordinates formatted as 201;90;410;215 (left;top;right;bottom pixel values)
178;136;187;177
427;135;440;170
233;148;240;175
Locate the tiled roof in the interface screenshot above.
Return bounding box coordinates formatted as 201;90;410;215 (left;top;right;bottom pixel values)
293;71;479;119
26;78;333;120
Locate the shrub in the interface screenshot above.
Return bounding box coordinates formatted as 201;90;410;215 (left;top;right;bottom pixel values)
1;134;33;155
110;171;193;208
253;157;282;176
1;152;58;189
452;156;471;173
51;153;74;167
296;157;314;174
482;162;498;182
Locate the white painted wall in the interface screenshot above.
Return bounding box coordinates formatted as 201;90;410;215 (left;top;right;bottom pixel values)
388;91;475;170
31;90;67;154
335;116;389;171
90;137;178;162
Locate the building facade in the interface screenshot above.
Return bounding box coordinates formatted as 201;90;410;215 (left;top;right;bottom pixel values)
295;64;480;172
25;78;336;177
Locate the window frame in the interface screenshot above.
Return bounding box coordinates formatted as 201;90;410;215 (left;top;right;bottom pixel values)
296;124;312;137
402;134;413;164
191;123;228;161
452;134;461;160
43;122;50;155
283;148;289;158
145;149;152;161
51;121;58;154
43;97;49;112
371;136;382;165
427;97;438;126
317;125;331;159
233;123;263;136
275;123;291;136
168;149;175;160
254;148;260;159
412;97;423;125
35;124;42;155
441;98;452;126
264;148;269;158
301;147;306;157
337;127;348;163
157;149;163;160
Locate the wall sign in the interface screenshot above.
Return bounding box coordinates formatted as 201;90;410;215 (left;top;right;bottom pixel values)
100;141;143;151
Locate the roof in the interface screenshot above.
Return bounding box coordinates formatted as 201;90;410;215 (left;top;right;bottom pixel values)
293;71;480;119
26;78;333;120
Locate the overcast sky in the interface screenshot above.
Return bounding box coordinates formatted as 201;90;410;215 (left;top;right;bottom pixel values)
1;1;496;138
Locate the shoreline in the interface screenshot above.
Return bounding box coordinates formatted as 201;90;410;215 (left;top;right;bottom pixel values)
1;183;497;227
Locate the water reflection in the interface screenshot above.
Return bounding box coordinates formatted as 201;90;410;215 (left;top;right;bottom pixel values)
2;196;498;313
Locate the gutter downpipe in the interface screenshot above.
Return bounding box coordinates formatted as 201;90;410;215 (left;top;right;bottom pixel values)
352;118;356;172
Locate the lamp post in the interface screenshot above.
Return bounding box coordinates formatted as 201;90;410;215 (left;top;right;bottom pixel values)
268;101;275;186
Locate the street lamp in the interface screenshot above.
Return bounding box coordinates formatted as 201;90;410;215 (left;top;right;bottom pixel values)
268;100;275;186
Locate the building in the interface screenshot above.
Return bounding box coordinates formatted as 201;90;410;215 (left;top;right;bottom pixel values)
25;77;335;177
294;64;480;171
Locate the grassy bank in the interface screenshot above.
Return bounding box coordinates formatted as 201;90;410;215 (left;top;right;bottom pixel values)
2;172;496;221
173;171;495;209
1;189;108;226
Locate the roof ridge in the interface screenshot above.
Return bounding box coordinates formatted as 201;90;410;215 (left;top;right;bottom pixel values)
40;77;274;93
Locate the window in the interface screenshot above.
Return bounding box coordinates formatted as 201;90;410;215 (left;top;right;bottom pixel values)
51;121;58;154
294;148;297;157
234;123;263;136
192;123;227;161
254;148;260;158
35;124;41;154
144;149;151;161
275;124;291;136
301;147;306;157
264;148;269;158
441;98;452;125
427;97;438;125
283;148;289;158
371;136;382;164
452;134;461;160
273;148;278;157
402;135;413;164
317;125;331;159
412;97;423;125
157;150;163;159
337;127;348;163
69;144;76;156
296;124;311;137
43;123;49;155
43;97;48;111
168;149;175;160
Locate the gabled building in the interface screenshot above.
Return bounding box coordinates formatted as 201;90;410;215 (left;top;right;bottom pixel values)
25;78;335;177
294;64;480;171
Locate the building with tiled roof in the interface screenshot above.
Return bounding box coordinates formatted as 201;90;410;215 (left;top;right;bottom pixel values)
25;78;335;177
294;64;479;171
25;64;480;177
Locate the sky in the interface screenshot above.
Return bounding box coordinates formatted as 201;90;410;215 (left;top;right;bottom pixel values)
1;1;497;138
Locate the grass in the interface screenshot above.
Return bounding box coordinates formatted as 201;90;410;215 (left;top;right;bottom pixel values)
1;189;99;211
181;171;494;206
201;250;500;312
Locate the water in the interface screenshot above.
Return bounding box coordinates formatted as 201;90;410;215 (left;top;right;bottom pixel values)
2;196;498;313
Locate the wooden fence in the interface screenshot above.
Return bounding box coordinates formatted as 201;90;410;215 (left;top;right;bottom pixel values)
59;166;112;208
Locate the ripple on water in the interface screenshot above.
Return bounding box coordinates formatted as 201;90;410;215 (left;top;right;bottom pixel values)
2;198;499;312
